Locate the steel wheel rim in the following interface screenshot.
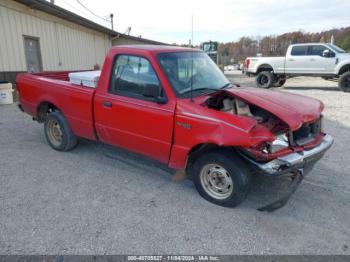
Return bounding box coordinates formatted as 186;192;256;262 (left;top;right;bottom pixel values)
47;119;63;147
200;164;234;200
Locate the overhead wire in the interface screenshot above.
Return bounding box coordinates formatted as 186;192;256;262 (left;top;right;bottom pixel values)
75;0;111;22
57;0;111;27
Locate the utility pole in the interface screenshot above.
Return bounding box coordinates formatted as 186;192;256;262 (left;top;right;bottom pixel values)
191;14;194;48
110;13;114;31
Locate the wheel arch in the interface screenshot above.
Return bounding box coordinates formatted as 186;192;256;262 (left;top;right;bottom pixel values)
37;101;62;123
186;143;243;173
338;64;350;75
257;64;274;74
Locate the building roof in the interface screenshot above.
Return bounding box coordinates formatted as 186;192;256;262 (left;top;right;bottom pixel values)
14;0;166;45
113;45;196;52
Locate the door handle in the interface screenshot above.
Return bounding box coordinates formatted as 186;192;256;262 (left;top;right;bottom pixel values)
288;59;294;62
102;101;112;108
310;58;316;61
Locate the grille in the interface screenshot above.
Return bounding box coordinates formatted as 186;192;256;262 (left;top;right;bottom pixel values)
291;117;322;146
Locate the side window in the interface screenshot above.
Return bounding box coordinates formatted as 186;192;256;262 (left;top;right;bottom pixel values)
291;46;308;56
308;45;327;56
109;55;162;100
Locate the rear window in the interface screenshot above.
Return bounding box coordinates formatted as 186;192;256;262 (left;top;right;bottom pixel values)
291;46;308;56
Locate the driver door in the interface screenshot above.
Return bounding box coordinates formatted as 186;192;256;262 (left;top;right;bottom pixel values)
307;45;337;74
94;54;175;163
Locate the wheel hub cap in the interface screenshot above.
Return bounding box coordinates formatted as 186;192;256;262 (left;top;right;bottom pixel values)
200;164;234;200
47;119;63;146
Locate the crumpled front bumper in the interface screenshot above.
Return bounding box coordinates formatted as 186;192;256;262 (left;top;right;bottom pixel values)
245;134;334;177
241;134;334;212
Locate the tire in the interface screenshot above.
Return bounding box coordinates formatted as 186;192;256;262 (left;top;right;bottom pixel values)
255;71;274;88
338;72;350;92
44;111;78;151
191;150;251;207
273;78;286;87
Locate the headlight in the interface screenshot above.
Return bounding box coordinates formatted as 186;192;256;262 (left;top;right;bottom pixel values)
263;134;289;153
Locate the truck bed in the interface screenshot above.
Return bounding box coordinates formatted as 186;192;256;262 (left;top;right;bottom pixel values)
16;71;97;140
246;56;285;74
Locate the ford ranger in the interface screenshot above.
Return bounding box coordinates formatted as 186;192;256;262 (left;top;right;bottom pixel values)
16;45;334;211
245;43;350;92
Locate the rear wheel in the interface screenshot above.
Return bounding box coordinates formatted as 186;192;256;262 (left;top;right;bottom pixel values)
44;111;78;151
338;72;350;92
255;71;274;88
192;150;251;207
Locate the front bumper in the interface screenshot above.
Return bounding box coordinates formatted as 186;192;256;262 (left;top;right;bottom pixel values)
241;134;334;212
245;134;334;176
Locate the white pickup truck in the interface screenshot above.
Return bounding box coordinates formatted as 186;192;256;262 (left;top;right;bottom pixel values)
245;43;350;92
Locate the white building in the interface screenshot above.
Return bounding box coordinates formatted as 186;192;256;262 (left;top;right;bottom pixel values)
0;0;164;83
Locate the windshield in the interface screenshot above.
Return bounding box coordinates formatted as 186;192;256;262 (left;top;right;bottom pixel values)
326;43;346;53
202;42;218;53
157;51;231;98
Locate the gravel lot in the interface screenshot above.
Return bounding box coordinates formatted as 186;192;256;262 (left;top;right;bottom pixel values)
1;73;350;255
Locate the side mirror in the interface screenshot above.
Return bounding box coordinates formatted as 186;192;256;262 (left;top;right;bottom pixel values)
143;84;167;104
322;49;332;57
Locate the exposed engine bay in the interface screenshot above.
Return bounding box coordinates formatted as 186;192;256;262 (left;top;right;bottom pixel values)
204;92;323;158
205;93;287;133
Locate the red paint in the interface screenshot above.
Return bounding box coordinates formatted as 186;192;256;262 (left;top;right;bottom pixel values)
245;58;250;69
17;45;325;170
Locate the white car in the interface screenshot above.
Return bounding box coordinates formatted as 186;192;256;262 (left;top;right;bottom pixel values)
245;43;350;92
224;65;235;71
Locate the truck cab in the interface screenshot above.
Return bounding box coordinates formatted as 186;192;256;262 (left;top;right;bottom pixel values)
283;43;345;75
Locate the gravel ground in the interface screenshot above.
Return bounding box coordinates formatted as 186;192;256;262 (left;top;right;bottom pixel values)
0;73;350;255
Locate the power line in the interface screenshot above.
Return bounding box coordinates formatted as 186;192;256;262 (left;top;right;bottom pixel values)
75;0;110;22
59;0;92;18
57;0;111;28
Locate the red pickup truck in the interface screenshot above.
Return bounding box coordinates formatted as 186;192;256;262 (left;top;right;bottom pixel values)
17;45;333;211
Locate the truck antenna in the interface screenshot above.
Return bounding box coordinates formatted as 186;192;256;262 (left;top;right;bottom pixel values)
190;14;194;102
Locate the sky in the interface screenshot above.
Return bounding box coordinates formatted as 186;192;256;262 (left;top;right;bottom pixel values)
55;0;350;45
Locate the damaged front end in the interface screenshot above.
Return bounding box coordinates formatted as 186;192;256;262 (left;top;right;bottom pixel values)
203;90;334;211
241;120;333;177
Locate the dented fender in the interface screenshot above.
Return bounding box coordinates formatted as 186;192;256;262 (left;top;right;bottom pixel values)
168;101;275;169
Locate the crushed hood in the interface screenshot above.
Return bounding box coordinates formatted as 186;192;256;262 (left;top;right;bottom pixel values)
226;88;323;131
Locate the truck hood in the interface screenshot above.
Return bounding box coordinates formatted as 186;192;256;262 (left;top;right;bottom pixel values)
337;53;350;59
226;88;323;131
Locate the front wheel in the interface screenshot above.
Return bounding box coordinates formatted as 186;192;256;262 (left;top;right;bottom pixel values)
192;150;251;207
339;72;350;92
255;71;274;88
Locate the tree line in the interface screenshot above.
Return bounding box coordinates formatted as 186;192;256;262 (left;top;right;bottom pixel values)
218;26;350;65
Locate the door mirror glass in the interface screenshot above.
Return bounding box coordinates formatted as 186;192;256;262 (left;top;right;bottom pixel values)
322;49;335;58
322;49;331;57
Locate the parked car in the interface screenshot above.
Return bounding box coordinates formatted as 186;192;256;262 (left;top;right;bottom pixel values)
224;65;235;71
245;43;350;92
17;45;333;211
